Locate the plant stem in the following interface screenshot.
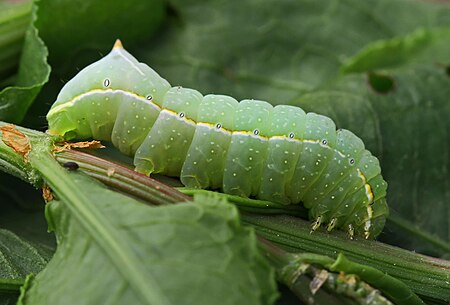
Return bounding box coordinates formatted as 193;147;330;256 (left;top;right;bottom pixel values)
1;122;449;304
0;278;23;294
55;149;190;205
243;213;450;304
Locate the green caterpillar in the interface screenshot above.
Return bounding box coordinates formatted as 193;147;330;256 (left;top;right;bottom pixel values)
47;40;388;238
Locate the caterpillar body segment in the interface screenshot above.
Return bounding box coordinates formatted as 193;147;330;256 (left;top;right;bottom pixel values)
46;40;389;238
134;87;204;176
180;94;239;190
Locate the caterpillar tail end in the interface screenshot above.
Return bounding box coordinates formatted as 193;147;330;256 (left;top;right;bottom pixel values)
113;39;124;50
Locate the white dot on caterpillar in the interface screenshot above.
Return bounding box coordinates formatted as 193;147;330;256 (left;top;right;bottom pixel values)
127;130;130;134
103;79;110;87
284;160;288;164
211;149;215;154
249;157;253;161
193;161;197;165
233;173;237;177
135;115;139;119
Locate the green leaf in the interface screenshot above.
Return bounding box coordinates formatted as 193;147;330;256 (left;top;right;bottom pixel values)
18;173;278;305
291;67;450;255
22;0;167;128
34;0;166;75
0;229;52;285
341;27;450;73
135;0;450;253
0;229;53;305
0;0;31;87
0;3;49;124
140;0;450;103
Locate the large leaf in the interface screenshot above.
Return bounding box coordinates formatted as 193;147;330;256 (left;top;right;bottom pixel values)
140;0;450;103
2;0;166;127
34;0;166;75
0;0;31;87
0;3;49;124
0;229;52;280
135;0;450;253
18;173;278;305
292;67;450;254
341;27;450;73
0;229;53;305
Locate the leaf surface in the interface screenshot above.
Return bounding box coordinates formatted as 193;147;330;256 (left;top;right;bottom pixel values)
18;173;278;305
138;0;450;253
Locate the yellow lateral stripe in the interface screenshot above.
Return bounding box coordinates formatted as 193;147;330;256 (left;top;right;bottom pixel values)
356;169;375;204
50;90;374;191
47;89;161;117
